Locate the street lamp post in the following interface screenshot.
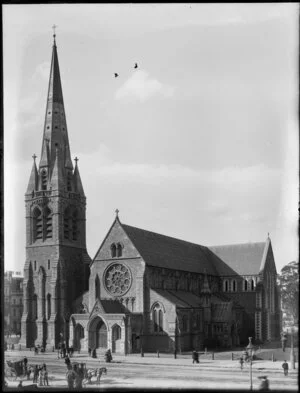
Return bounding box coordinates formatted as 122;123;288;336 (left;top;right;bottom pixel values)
247;337;253;391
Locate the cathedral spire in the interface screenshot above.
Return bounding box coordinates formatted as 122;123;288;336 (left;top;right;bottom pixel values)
39;30;73;177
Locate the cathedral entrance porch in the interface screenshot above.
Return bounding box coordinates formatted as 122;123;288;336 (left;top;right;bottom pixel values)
88;316;108;352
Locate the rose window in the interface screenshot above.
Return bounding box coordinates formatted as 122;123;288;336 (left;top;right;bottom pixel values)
104;263;132;296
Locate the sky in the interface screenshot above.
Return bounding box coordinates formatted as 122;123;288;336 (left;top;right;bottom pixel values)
3;3;299;275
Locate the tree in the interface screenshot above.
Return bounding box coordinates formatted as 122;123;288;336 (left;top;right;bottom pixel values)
278;261;299;326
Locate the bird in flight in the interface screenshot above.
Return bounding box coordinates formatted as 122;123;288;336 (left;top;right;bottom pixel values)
114;73;119;78
134;63;138;69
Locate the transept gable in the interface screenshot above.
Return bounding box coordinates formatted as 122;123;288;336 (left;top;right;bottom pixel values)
90;298;106;317
92;216;142;265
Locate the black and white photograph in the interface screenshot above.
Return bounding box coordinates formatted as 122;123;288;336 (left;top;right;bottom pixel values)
3;3;299;390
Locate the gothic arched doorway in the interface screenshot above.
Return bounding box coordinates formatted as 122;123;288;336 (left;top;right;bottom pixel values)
88;317;107;350
74;324;85;351
111;324;121;353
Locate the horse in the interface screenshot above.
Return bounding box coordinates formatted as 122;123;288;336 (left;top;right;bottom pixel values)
96;367;107;385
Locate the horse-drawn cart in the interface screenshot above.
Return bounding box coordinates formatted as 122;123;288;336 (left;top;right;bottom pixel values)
5;359;25;381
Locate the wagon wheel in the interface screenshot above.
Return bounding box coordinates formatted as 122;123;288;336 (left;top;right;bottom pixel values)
5;367;17;381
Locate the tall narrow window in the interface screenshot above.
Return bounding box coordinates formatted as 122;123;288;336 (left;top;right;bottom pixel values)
33;207;43;240
111;244;116;258
251;279;255;291
67;172;72;192
244;279;248;291
34;261;37;271
117;243;122;257
64;208;70;239
232;280;237;292
45;207;52;239
224;280;229;292
41;169;47;190
152;303;164;333
95;275;100;299
72;210;78;240
158;309;163;332
33;294;38;320
48;260;50;270
47;294;51;320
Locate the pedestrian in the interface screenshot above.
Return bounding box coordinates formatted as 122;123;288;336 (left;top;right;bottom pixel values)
282;360;289;376
23;356;28;375
33;365;39;383
258;376;270;391
43;364;49;386
74;364;83;389
66;369;76;389
18;380;23;388
63;346;66;358
192;350;199;364
239;357;244;370
92;348;97;358
65;354;71;370
88;347;92;357
38;367;44;387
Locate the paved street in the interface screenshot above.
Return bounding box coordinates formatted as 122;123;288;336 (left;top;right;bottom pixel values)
4;350;298;390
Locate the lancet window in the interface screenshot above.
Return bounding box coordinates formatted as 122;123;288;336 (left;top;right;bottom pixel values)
33;207;43;241
45;207;52;239
152;303;164;333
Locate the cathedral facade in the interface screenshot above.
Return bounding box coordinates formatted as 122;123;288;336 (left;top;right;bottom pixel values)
21;36;281;353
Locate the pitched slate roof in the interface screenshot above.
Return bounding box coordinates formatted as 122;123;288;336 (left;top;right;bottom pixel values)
153;289;204;308
122;224;239;276
209;242;268;276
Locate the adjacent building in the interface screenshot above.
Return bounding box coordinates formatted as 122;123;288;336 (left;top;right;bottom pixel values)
4;271;24;335
20;34;281;353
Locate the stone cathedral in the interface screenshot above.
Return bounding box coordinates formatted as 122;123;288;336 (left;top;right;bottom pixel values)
21;35;281;354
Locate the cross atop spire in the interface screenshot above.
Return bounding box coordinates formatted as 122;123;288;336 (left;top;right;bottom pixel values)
52;24;57;44
74;157;79;165
115;208;119;217
32;154;37;162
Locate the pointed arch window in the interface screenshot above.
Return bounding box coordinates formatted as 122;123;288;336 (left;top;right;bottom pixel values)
224;279;229;292
45;207;52;239
152;303;164;333
33;294;38;320
47;294;51;320
244;279;248;291
111;244;117;258
116;243;123;257
41;169;47;190
251;279;255;291
95;275;100;300
33;207;43;241
232;279;237;292
72;210;78;241
67;172;72;192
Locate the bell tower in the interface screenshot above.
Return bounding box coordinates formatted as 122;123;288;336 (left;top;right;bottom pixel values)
20;30;91;348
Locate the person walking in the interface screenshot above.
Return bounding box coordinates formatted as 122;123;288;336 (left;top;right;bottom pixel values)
43;364;49;386
38;367;44;387
282;360;289;376
192;350;199;364
258;376;270;391
66;368;76;389
88;347;92;357
65;354;71;370
33;365;39;383
23;356;28;375
239;357;244;370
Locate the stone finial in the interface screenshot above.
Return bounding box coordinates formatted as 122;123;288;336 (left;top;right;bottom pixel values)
52;24;57;43
115;208;119;217
32;154;37;162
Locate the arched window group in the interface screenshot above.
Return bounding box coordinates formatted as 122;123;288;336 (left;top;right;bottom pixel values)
64;207;79;241
110;243;123;258
243;278;255;292
33;206;52;242
223;279;237;292
152;303;164;333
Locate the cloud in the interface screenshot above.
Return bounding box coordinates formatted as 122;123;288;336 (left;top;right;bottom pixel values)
115;70;175;102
